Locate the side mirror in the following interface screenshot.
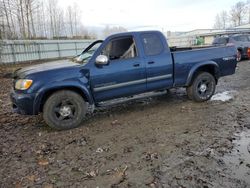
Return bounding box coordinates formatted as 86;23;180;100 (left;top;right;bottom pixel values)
95;55;109;66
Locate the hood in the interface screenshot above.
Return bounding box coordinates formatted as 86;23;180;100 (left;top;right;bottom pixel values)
13;60;80;79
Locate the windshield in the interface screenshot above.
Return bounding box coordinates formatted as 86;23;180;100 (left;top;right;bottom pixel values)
73;40;103;64
233;35;250;42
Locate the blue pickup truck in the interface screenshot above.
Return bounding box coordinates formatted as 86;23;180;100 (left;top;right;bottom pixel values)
11;31;237;130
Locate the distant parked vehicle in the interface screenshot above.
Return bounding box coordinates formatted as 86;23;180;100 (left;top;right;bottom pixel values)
212;34;250;62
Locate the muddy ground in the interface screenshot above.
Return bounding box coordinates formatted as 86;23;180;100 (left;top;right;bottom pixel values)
0;61;250;188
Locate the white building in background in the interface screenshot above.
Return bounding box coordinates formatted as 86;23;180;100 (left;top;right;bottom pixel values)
165;24;250;47
234;24;250;29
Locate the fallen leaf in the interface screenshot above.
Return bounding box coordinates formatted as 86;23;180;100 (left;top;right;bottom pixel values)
111;120;119;125
89;170;97;177
111;166;127;186
15;181;22;188
86;170;98;178
96;147;103;153
150;183;157;188
43;184;53;188
27;175;36;182
35;150;42;155
38;159;49;166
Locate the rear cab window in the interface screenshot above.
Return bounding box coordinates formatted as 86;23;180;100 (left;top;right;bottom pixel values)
141;33;164;56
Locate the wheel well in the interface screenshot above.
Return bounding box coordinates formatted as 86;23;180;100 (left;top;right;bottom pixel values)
39;87;88;112
237;48;243;52
189;65;219;85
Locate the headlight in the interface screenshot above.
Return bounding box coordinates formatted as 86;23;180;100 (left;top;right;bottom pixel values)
15;79;33;90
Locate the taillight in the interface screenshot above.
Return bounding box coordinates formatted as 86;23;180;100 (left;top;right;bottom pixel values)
247;48;250;58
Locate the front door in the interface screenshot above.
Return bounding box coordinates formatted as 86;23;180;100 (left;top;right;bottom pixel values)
90;36;146;102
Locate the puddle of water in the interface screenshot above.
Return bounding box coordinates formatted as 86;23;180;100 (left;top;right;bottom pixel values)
211;91;236;102
223;129;250;184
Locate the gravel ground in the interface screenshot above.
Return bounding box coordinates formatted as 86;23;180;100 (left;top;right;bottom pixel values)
0;60;250;188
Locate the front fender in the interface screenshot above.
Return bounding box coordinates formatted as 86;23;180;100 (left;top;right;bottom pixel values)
33;78;94;114
185;61;220;86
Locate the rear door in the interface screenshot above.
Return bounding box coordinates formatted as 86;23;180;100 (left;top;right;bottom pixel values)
90;35;146;102
140;32;173;91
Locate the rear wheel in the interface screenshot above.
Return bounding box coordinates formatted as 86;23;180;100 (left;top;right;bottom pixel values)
186;72;216;102
43;90;87;130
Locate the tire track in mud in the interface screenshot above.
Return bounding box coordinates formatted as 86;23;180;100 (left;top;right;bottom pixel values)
0;61;250;187
149;77;250;188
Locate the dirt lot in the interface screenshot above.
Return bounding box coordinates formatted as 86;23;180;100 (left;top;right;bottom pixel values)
0;61;250;188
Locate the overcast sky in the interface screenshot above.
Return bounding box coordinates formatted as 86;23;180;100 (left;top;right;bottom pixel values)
58;0;240;31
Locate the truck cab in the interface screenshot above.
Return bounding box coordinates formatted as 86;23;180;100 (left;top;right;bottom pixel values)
87;31;173;102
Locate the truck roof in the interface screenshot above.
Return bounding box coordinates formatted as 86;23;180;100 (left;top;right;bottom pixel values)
106;30;163;38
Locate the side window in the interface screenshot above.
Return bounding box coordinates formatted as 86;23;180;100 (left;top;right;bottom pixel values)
102;37;137;61
141;33;163;56
233;35;249;42
218;37;229;44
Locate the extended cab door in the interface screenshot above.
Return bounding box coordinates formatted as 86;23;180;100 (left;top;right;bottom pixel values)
90;35;146;102
140;32;173;91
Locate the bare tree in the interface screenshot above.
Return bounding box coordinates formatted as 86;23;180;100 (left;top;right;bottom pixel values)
0;0;5;39
103;25;127;37
221;11;228;29
246;0;250;23
73;2;81;37
2;0;12;37
7;0;16;37
28;0;37;38
77;25;97;39
214;11;228;29
25;0;31;38
214;14;223;29
55;9;65;37
20;0;26;38
0;0;98;39
230;1;246;26
47;0;56;37
47;0;66;38
66;3;84;38
36;0;48;38
67;5;74;37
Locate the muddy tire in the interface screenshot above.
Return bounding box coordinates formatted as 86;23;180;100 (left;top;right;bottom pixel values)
43;90;87;130
187;72;216;102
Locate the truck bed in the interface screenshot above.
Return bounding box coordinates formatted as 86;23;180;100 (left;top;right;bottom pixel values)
170;45;214;52
171;45;237;86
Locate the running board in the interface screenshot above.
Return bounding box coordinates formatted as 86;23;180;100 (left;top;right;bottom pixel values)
96;90;168;107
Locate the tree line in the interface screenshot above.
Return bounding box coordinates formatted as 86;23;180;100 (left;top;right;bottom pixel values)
214;0;250;29
0;0;127;40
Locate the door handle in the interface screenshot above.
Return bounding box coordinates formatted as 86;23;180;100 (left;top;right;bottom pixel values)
133;63;140;67
148;61;155;64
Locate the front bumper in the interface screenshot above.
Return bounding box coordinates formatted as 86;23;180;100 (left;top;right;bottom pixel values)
10;91;37;115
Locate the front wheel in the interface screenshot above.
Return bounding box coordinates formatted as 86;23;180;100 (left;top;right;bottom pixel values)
43;90;87;130
186;72;216;102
